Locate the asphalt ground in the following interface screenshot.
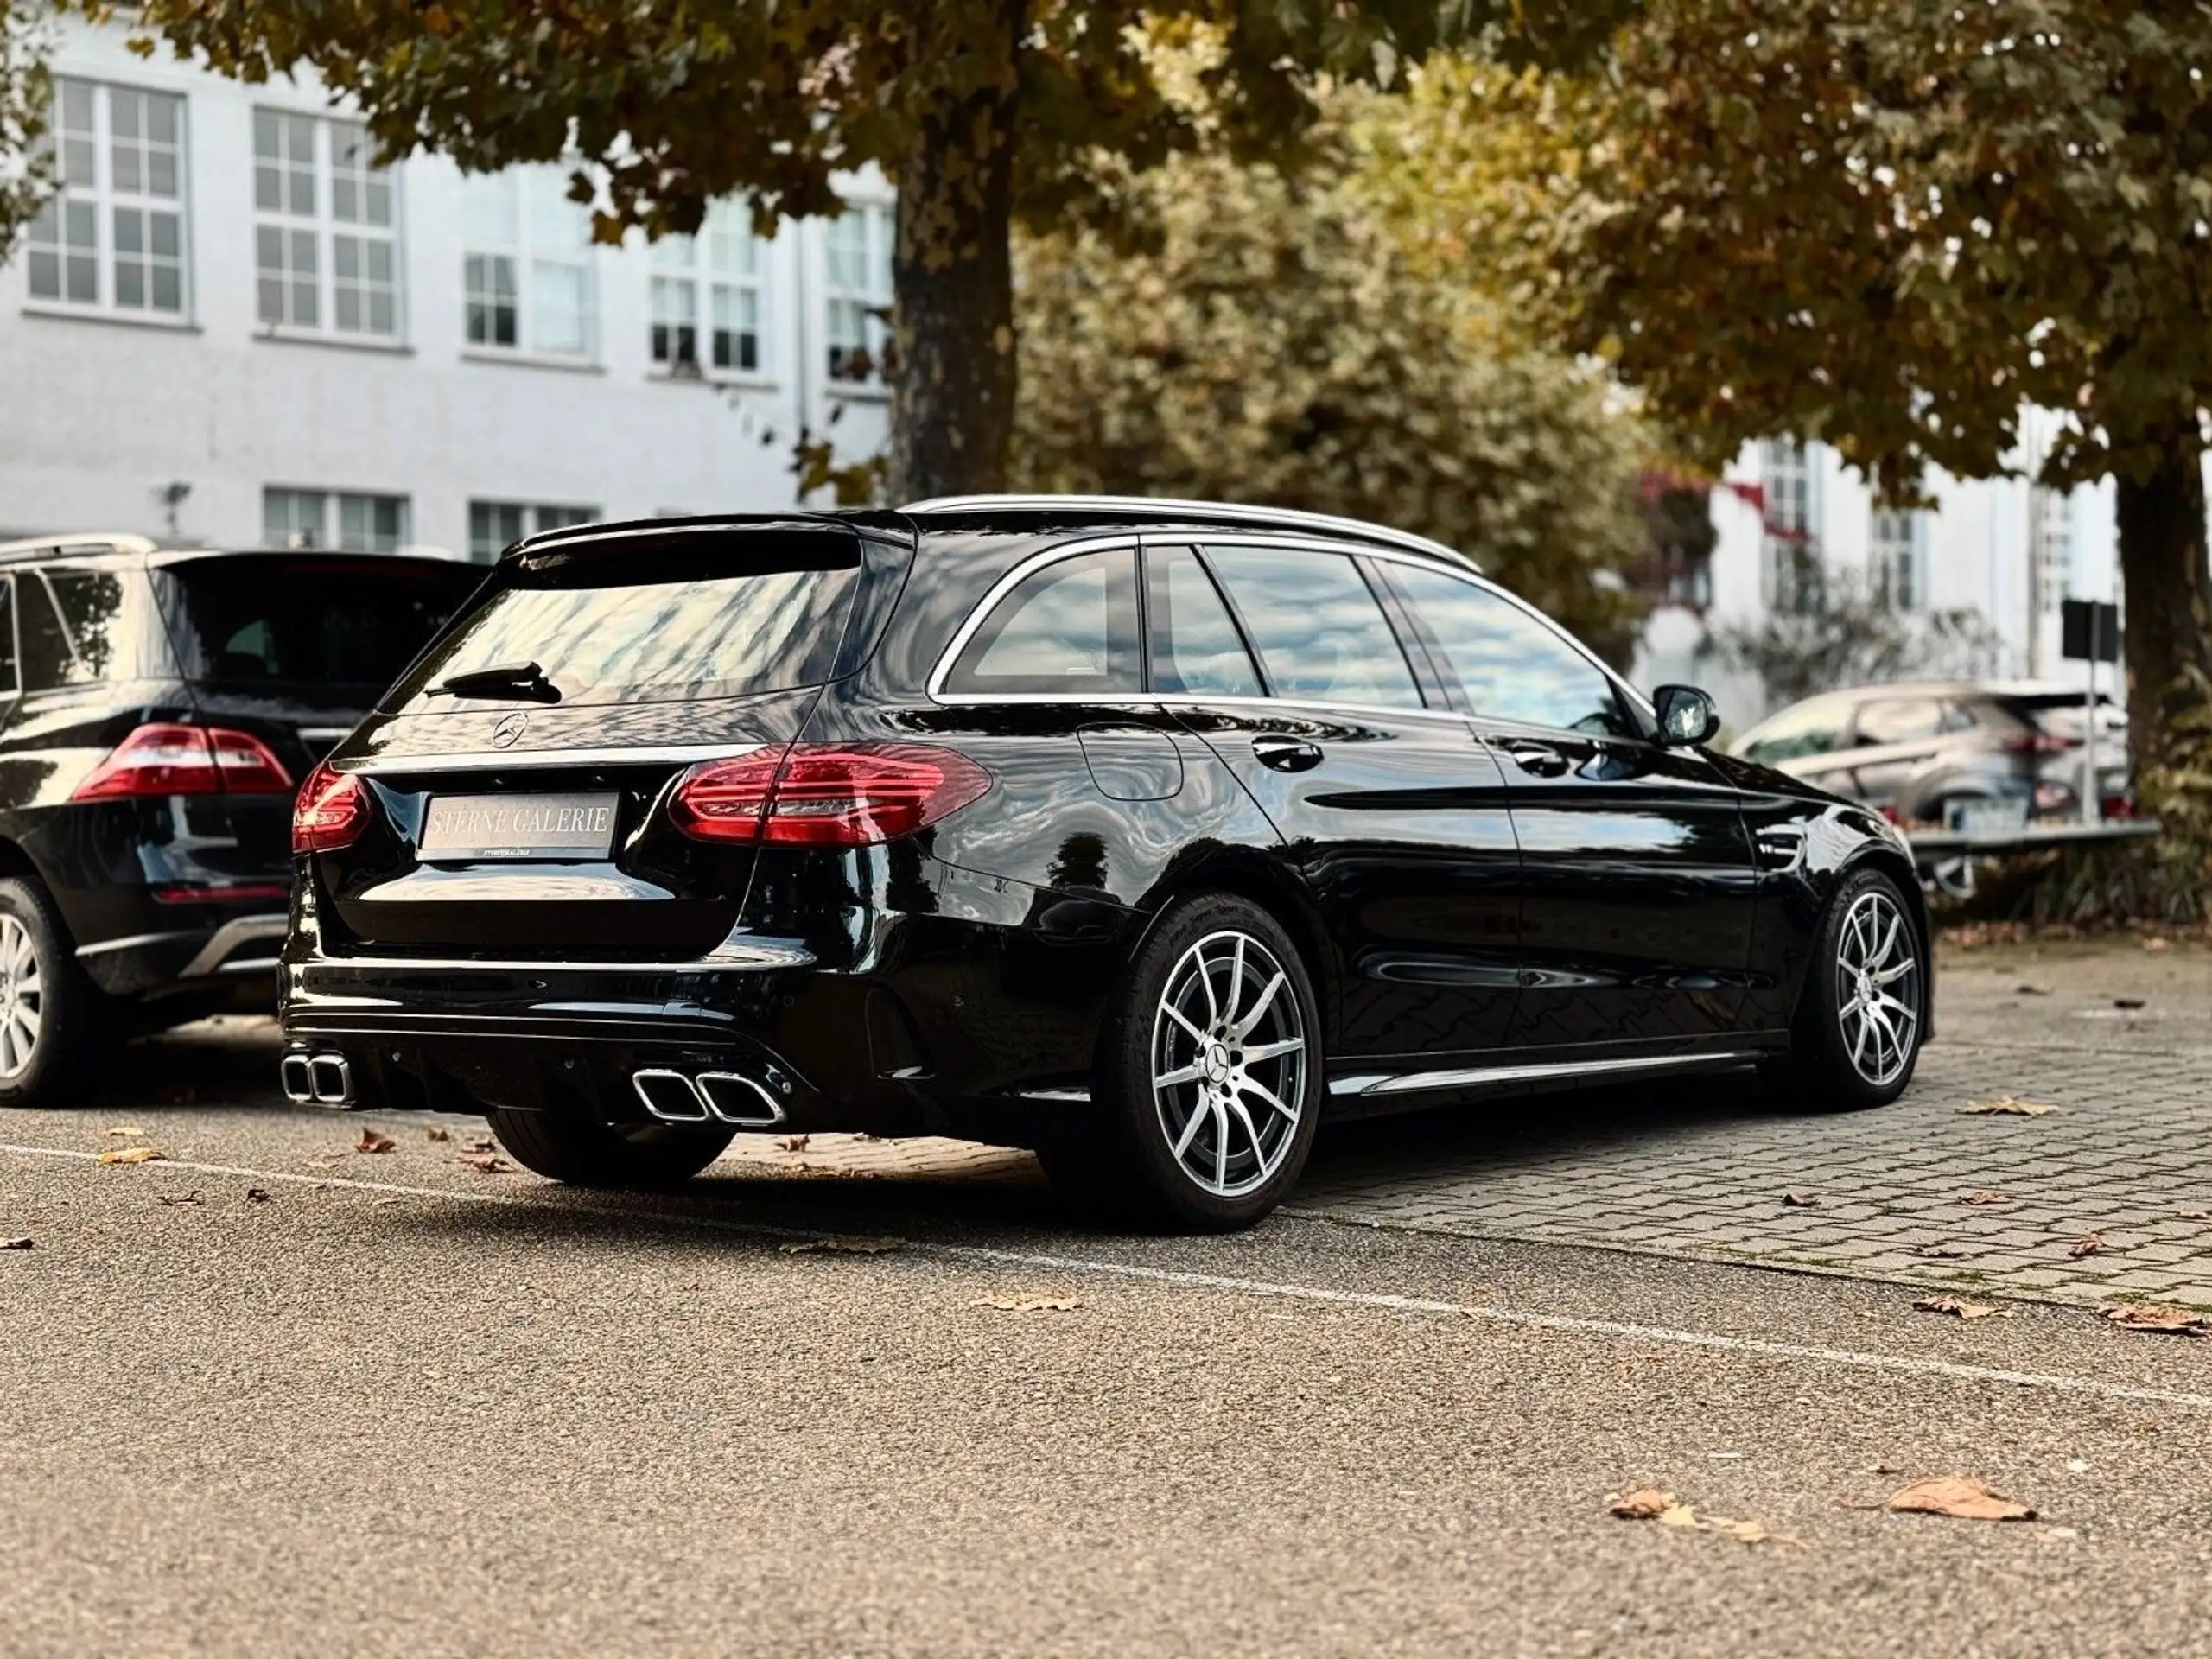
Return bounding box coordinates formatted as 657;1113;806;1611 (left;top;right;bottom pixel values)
4;1014;2211;1657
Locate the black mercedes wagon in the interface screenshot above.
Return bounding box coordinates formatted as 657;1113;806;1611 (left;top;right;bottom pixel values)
281;498;1929;1229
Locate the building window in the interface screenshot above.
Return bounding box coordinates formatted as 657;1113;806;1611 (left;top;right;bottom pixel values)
462;168;595;358
823;201;893;385
253;112;399;338
468;501;597;560
2031;486;2074;615
1871;508;1922;611
1760;439;1814;610
25;79;188;319
264;488;410;552
648;201;766;377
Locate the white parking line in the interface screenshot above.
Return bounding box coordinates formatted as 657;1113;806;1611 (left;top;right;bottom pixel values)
10;1139;2212;1412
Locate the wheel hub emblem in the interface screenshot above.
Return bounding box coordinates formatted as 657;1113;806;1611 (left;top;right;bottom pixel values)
1202;1041;1231;1084
491;712;529;748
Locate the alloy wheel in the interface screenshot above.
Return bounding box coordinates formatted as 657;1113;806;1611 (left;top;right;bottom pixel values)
0;915;43;1080
1151;929;1308;1198
1835;890;1919;1088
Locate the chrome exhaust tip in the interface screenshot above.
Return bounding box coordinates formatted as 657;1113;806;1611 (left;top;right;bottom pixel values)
308;1053;353;1106
632;1068;710;1122
696;1071;787;1128
280;1053;315;1104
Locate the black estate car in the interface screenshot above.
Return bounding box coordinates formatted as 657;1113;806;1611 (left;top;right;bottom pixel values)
0;534;480;1108
281;497;1930;1229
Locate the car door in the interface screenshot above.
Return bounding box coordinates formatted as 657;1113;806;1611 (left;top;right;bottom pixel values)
1376;559;1758;1048
1155;538;1523;1065
1839;696;1954;817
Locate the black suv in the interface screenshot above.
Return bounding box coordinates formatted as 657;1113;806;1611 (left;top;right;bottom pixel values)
0;535;480;1107
282;499;1927;1230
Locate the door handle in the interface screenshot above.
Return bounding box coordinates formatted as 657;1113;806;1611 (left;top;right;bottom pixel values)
1252;734;1324;773
1501;741;1570;778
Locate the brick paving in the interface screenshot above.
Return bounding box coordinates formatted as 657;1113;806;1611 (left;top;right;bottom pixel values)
717;938;2212;1313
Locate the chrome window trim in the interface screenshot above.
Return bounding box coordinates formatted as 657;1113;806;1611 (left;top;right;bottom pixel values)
337;741;763;775
899;493;1479;571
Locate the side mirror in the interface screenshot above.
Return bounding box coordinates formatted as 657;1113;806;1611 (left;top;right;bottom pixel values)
1653;684;1721;748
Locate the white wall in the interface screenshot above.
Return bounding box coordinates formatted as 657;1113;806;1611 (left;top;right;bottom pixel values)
0;17;890;555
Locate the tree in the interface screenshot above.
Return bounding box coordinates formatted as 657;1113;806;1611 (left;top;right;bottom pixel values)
1500;1;2212;849
0;0;54;260
1011;94;1653;658
110;2;1620;503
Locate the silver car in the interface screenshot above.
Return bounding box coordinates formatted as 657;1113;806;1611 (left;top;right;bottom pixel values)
1729;681;2130;827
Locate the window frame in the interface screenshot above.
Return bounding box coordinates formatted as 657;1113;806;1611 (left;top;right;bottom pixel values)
251;107;404;344
821;198;894;392
24;77;192;325
648;200;772;381
468;500;600;562
460;166;599;364
0;575;20;700
261;487;412;553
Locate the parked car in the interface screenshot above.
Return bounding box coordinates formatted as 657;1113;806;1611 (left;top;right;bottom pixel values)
1727;681;2132;828
280;497;1930;1230
0;534;482;1107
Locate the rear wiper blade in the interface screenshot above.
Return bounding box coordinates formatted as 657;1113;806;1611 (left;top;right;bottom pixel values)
425;661;562;703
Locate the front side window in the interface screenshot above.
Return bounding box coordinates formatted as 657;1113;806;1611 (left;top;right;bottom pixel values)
1202;546;1422;711
824;200;893;385
469;501;599;561
943;550;1141;696
264;487;410;552
26;79;188;319
1386;563;1629;736
462;168;595;358
254;112;399;338
1145;546;1261;697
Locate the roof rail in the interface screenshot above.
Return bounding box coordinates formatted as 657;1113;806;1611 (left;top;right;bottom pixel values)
0;531;160;562
899;493;1478;570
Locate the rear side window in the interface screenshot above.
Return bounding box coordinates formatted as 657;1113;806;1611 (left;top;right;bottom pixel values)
943;549;1141;696
1382;563;1625;734
1853;699;1945;745
48;571;126;680
1145;545;1260;697
1203;545;1422;710
386;538;861;709
19;575;82;691
165;557;481;691
1740;699;1850;764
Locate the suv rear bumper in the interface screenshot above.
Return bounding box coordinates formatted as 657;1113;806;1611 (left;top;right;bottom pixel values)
79;913;290;995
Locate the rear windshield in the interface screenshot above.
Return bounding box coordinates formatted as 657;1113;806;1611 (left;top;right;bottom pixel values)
1996;695;2125;740
164;556;482;691
383;537;861;709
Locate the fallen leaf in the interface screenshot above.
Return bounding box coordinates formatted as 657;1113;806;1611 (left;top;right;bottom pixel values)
2103;1305;2209;1336
779;1235;904;1255
2069;1233;2106;1259
155;1191;203;1209
354;1129;397;1154
104;1126;147;1137
1961;1190;2013;1206
1607;1486;1675;1521
97;1147;164;1166
1865;1460;1904;1475
2012;983;2050;996
372;1198;400;1207
457;1154;511;1173
778;1134;811;1153
0;1236;31;1250
1887;1476;2036;1522
1911;1243;1967;1259
2143;937;2171;952
1914;1295;1999;1320
245;1188;271;1203
971;1294;1082;1312
424;1127;450;1142
2113;997;2146;1011
463;1135;495;1154
2179;1211;2210;1224
1782;1191;1820;1208
1960;1096;2056;1116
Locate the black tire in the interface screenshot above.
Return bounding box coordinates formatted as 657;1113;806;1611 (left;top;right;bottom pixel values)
0;874;113;1110
486;1108;734;1189
1041;893;1323;1232
1764;866;1926;1112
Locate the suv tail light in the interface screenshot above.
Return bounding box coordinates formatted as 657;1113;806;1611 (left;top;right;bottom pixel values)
71;723;293;802
2001;732;2075;754
293;761;372;854
671;743;992;846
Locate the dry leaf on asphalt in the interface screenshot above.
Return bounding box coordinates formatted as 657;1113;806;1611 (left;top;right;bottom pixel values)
2012;983;2050;996
97;1147;163;1165
779;1235;905;1255
777;1134;811;1153
457;1154;511;1174
1782;1191;1820;1208
971;1294;1082;1313
1607;1487;1676;1520
2069;1233;2107;1258
155;1191;203;1209
1865;1460;1904;1475
1961;1190;2013;1205
1911;1243;1967;1259
0;1236;31;1250
2178;1211;2209;1224
1606;1488;1791;1544
2103;1306;2210;1336
245;1188;271;1203
463;1135;495;1154
423;1127;450;1143
1914;1295;2000;1321
1959;1096;2056;1116
104;1126;147;1137
2113;997;2146;1010
1886;1476;2036;1522
354;1129;397;1154
2143;937;2171;952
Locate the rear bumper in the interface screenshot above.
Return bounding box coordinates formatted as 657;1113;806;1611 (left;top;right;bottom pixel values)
79;912;290;995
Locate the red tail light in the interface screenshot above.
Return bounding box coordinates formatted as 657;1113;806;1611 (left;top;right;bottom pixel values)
71;723;293;802
671;743;992;846
293;761;372;855
2001;733;2075;754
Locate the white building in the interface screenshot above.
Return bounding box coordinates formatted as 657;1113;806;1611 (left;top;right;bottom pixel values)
0;16;893;559
1634;417;2127;731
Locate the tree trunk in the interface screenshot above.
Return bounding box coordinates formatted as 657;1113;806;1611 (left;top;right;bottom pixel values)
2113;431;2212;823
886;2;1021;503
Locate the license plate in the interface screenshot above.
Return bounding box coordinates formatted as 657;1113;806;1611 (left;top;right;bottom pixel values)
419;793;620;861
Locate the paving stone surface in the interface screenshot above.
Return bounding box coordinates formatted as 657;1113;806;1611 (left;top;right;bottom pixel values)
716;938;2212;1313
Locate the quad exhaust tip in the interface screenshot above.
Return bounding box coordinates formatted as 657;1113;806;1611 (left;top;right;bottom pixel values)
632;1067;787;1128
282;1052;355;1107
